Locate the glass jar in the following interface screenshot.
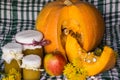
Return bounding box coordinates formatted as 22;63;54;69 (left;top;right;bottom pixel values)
15;30;44;60
21;54;41;80
2;42;23;73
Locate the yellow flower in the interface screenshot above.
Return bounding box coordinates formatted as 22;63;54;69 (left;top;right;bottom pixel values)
63;58;88;80
2;75;14;80
2;68;21;80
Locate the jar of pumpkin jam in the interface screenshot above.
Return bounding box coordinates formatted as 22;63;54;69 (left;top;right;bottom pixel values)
15;30;44;59
1;42;23;73
21;54;41;80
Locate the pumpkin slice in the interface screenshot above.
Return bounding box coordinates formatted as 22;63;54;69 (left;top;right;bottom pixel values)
65;35;116;76
65;34;84;62
84;46;116;76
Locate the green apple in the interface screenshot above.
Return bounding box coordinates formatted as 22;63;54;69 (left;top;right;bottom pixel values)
44;51;67;76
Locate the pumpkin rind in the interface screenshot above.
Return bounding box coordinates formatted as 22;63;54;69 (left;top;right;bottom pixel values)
75;3;105;51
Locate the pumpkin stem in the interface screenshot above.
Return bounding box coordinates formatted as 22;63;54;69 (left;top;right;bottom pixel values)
64;0;73;6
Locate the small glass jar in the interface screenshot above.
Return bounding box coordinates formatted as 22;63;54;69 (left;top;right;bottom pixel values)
15;30;44;59
21;54;41;80
2;42;23;73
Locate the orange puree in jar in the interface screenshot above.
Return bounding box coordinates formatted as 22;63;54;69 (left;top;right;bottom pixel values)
4;59;21;73
21;54;41;80
23;69;41;80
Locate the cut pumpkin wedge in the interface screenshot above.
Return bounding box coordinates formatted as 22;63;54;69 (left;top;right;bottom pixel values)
65;35;116;76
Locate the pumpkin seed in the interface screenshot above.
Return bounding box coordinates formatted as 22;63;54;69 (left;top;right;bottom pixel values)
92;58;97;62
63;28;69;35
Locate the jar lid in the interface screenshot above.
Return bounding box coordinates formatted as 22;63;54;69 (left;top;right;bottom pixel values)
2;42;23;54
15;30;43;45
21;54;41;70
2;42;23;63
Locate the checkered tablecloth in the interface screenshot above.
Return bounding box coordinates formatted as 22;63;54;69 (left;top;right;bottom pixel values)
0;0;120;80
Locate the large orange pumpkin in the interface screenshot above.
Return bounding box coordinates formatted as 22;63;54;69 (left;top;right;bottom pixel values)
36;0;105;58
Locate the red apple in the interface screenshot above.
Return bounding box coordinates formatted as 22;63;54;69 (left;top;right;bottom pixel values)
44;51;67;76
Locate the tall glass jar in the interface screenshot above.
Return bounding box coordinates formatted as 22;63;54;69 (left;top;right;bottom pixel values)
21;54;41;80
2;42;23;73
15;30;44;60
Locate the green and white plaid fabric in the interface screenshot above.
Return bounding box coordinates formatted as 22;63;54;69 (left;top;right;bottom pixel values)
0;0;120;80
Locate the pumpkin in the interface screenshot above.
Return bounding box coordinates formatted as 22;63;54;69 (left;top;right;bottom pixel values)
36;0;116;76
66;34;116;76
36;0;105;59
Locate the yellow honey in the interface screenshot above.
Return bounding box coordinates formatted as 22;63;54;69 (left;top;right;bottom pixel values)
2;42;23;73
21;54;41;80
